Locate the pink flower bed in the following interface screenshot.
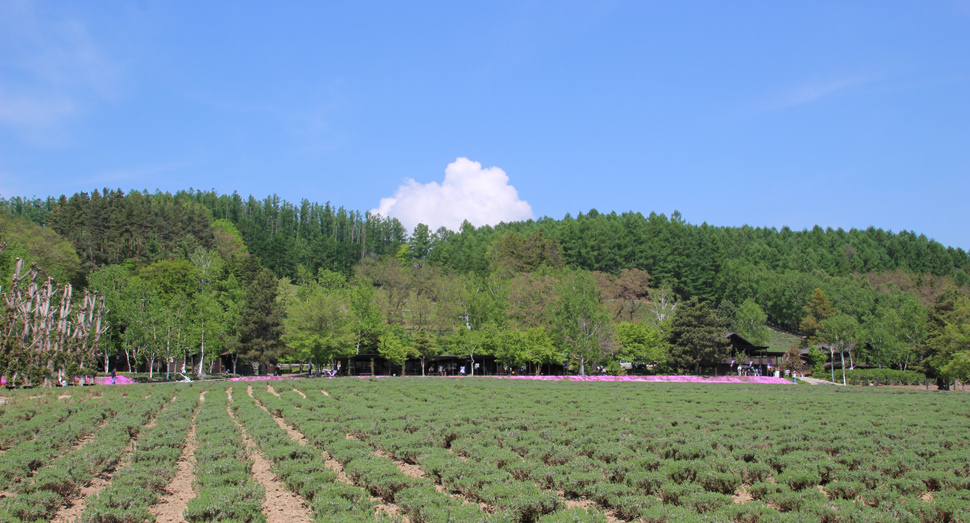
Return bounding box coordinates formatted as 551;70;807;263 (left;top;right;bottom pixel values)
0;375;136;385
490;375;792;384
91;375;136;385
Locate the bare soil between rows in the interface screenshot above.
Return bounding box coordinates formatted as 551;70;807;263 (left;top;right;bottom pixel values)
228;386;314;523
150;391;205;523
50;391;174;523
248;384;410;521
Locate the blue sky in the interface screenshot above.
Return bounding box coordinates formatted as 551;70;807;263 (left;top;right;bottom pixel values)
1;1;968;248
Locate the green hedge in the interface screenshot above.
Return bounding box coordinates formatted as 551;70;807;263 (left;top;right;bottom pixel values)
844;369;925;386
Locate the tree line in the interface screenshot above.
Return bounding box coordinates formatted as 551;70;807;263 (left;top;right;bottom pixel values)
1;189;968;387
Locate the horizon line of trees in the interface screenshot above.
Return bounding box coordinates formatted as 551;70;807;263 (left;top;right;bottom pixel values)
1;188;968;387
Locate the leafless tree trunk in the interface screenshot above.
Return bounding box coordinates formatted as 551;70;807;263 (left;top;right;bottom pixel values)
1;255;108;387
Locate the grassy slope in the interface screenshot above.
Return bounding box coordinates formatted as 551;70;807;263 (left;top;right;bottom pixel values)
767;326;802;353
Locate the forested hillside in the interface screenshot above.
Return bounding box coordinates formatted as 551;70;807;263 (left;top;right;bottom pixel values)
2;189;968;388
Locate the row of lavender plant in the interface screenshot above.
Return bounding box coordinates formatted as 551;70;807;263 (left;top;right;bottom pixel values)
230;382;382;523
0;389;123;491
78;383;201;523
260;382;507;523
309;377;970;523
0;388;103;451
182;387;265;523
0;387;171;522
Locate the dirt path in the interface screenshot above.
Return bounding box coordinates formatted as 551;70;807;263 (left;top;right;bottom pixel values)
50;475;111;523
247;385;349;482
50;393;174;523
244;386;407;521
228;387;314;523
375;448;493;512
266;384;281;398
248;385;310;446
733;486;753;504
150;391;206;523
292;388;306;398
65;416;110;453
321;389;330;397
12;415;112;491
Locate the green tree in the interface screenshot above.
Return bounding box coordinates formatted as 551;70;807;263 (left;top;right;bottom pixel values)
450;324;495;376
212;259;246;374
188;248;224;376
858;306;912;370
408;223;433;261
896;294;929;371
818;314;859;385
488;231;565;276
800;288;837;337
283;284;355;367
551;269;612;375
348;277;384;356
412;329;437;376
924;288;970;389
806;346;827;377
138;259;197;301
736;298;770;347
495;329;531;371
378;332;411;376
160;294;190;379
86;264;132;371
237;262;284;373
0;212;81;285
666;297;730;374
616;321;668;370
942;351;970;390
525;327;560;373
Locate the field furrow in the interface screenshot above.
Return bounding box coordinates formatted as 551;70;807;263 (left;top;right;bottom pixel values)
227;385;314;523
266;382;504;523
78;386;202;523
50;389;178;523
181;388;264;523
0;389;106;452
231;382;385;522
3;378;969;522
0;388;171;522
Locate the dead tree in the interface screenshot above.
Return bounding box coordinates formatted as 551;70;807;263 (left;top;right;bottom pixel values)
1;251;109;387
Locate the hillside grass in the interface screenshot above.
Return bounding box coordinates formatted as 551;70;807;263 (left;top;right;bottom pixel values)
767;326;803;353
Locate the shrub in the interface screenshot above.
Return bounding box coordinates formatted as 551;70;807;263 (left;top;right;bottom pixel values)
696;469;742;494
828;480;865;500
748;481;787;501
723;501;782;523
608;495;661;520
776;469;821;491
844;369;924;386
684;491;733;513
536;507;608;523
765;488;826;512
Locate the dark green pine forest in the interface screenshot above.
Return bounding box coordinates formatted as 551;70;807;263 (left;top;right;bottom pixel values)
1;188;968;387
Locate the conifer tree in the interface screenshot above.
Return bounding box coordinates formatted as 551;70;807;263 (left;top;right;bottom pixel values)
666;297;730;374
800;288;837;337
237;260;284;372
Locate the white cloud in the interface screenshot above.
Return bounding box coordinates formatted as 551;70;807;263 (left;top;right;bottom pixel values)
372;157;534;233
